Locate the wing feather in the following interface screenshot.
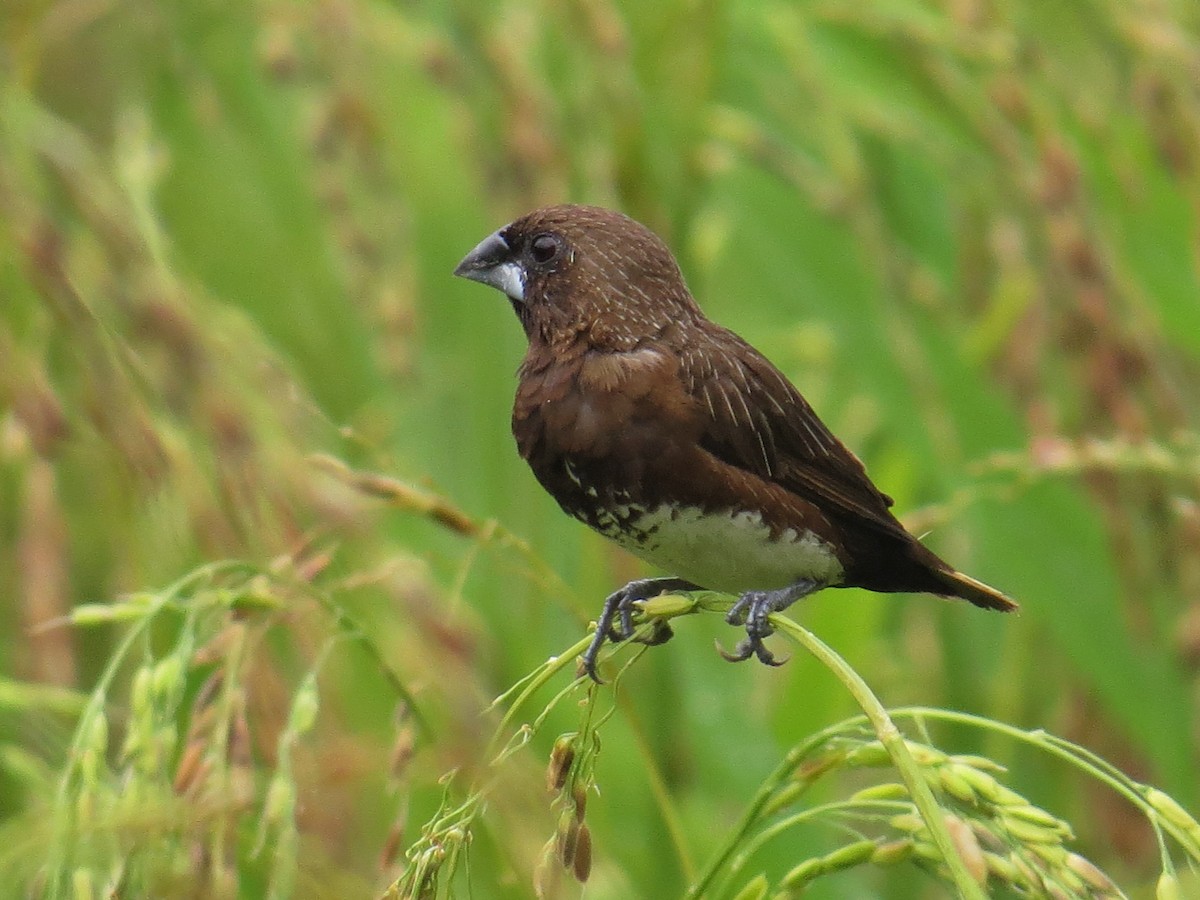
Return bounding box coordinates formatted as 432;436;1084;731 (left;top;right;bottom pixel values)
686;324;906;539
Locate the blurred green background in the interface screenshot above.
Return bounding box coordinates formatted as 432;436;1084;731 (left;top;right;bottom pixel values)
2;0;1199;896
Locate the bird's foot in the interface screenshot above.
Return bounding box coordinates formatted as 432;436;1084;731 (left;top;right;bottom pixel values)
718;580;822;668
582;577;702;683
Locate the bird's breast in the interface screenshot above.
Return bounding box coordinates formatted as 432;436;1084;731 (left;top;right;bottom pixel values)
513;342;698;472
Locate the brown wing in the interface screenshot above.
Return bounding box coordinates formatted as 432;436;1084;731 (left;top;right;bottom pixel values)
680;322;911;541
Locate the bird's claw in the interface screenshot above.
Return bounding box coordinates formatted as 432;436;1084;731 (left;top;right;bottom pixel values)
719;582;820;669
718;591;785;666
716;636;786;666
581;577;699;683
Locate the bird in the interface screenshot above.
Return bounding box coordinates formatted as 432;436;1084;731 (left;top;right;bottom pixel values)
454;204;1016;682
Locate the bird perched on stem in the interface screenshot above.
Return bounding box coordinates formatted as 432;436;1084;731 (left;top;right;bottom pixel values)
455;205;1016;682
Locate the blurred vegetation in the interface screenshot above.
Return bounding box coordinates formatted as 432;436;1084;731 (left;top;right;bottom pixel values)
2;0;1199;896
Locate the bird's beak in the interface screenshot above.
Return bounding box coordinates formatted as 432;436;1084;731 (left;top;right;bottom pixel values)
453;228;525;302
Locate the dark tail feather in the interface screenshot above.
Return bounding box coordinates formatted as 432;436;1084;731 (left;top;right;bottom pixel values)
935;568;1018;612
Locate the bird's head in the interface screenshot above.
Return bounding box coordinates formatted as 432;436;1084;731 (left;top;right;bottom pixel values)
453;204;702;349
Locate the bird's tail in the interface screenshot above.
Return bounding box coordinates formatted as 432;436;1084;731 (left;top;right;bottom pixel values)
935;568;1018;612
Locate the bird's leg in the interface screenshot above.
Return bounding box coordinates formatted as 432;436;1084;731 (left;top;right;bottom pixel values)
720;579;823;667
582;577;703;683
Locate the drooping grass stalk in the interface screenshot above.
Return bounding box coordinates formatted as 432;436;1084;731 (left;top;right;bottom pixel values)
389;615;708;896
663;594;985;899
43;560;258;896
731;797;914;863
387;636;597;897
260;636;344;899
296;577;435;743
612;597;1187;897
208;607;248;894
766;614;989;900
311;454;579;608
888;707;1200;863
484;634;594;761
40;557;432;898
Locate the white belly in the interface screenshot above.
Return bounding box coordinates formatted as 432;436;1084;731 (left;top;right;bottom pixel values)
602;504;845;594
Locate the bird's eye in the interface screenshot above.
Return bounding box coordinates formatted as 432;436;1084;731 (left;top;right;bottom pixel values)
529;233;562;265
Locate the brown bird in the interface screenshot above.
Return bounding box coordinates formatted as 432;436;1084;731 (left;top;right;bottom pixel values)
454;204;1016;681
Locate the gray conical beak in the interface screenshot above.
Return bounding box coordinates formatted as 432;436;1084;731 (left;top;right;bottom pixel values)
454;229;525;302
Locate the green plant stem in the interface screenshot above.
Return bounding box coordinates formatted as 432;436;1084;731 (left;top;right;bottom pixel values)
45;560;256;894
485;634;593;761
299;579;435;743
683;602;986;900
769;616;987;900
736;798;912;865
213;619;247;889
